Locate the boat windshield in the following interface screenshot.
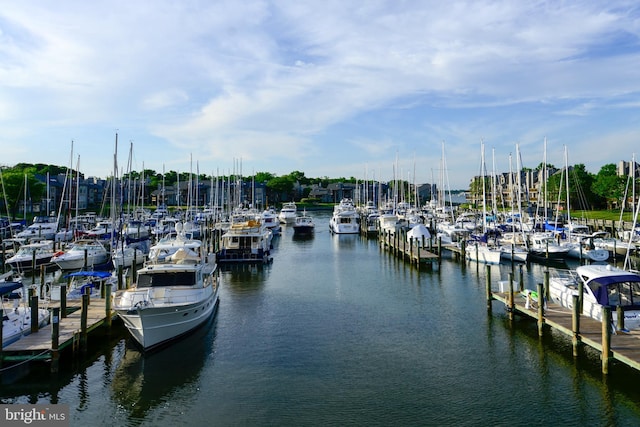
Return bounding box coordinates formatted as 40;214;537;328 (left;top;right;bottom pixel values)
137;271;196;288
589;275;640;307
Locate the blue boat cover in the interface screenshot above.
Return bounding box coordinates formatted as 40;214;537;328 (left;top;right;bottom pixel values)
63;270;112;279
589;274;640;306
0;281;22;295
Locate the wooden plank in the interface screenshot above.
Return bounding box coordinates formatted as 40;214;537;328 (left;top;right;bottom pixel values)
2;299;114;353
493;291;640;372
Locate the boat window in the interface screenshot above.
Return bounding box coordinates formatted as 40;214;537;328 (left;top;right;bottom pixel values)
137;271;196;287
608;286;621;306
607;281;640;307
632;282;640;305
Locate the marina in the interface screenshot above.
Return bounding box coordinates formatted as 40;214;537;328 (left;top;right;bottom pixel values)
2;211;640;425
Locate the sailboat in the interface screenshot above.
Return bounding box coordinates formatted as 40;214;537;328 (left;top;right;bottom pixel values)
499;147;529;262
466;141;502;265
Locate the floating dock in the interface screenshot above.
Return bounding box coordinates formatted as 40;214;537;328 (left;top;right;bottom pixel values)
485;266;640;374
1;295;116;372
378;229;439;267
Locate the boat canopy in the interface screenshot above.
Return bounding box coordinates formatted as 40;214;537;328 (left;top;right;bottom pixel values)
63;270;113;280
0;282;22;295
588;274;640;306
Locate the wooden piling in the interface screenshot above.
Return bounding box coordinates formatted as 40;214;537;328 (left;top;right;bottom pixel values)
60;284;67;318
51;307;60;373
537;282;544;336
617;305;625;331
602;306;611;374
572;294;580;357
544;270;550;304
30;294;39;333
578;279;584;314
105;282;112;329
518;265;524;292
80;291;89;353
508;273;514;321
485;264;492;311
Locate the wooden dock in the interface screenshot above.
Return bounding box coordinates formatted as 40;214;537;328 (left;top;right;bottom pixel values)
378;229;439;267
487;270;640;374
1;297;116;369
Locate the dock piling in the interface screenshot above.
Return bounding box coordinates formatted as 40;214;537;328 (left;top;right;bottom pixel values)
602;306;612;374
537;282;544;336
572;294;581;357
51;307;60;373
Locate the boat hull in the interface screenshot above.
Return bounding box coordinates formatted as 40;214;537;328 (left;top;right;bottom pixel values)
116;288;218;350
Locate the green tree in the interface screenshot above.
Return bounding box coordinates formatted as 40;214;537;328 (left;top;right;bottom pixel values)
0;167;45;220
592;164;626;209
267;176;296;202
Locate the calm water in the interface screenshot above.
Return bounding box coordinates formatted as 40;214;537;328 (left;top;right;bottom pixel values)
3;211;640;426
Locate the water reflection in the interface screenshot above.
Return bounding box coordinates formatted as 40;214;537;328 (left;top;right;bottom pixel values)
111;315;217;422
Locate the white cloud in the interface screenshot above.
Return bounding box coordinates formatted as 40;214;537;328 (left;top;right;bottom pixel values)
1;1;639;187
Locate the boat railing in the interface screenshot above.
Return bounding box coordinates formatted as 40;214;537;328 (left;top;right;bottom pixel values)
549;267;579;284
114;287;204;309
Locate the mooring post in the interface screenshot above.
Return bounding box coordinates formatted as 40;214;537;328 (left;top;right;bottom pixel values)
40;265;46;297
617;305;625;331
602;306;612;374
51;307;60;373
519;264;524;292
105;281;112;329
544;270;550;305
81;288;89;353
485;264;492;311
60;284;67;318
572;294;581;357
578;280;584;314
30;293;39;333
118;265;124;291
537;282;544;336
508;272;515;321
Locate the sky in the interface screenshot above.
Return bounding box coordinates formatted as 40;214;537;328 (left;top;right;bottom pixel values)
1;1;640;190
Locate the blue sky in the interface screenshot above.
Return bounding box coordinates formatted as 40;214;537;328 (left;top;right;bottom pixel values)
1;1;640;189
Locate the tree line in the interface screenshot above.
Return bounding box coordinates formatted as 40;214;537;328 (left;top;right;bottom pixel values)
1;161;635;219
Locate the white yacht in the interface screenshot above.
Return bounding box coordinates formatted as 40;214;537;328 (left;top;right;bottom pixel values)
4;240;54;273
15;216;58;242
51;239;110;270
261;208;282;235
293;211;315;236
113;222;219;350
217;212;273;263
329;198;360;234
112;243;146;269
278;202;297;225
549;264;640;330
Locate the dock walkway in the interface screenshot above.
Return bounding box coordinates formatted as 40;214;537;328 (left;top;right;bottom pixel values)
492;288;640;372
378;229;439;266
1;298;115;366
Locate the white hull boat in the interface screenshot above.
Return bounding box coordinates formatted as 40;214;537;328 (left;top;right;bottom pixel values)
549;264;640;330
2;281;50;348
293;213;315;236
4;240;54;273
278;202;297;225
51;239;109;270
113;222;219;350
330;198;360;234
